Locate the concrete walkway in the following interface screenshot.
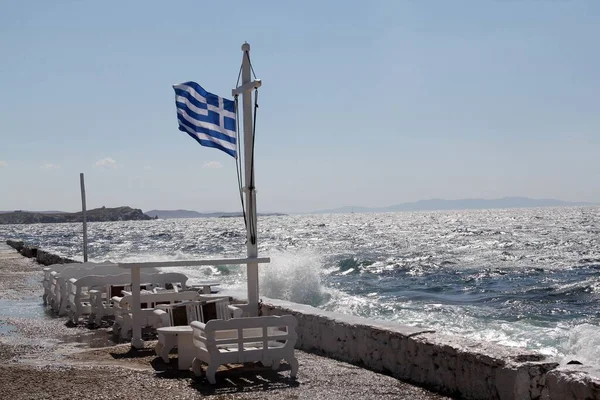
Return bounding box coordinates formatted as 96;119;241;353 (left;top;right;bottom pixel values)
0;243;452;400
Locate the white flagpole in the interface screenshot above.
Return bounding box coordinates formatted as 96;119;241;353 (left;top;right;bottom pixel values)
237;42;262;316
80;172;88;262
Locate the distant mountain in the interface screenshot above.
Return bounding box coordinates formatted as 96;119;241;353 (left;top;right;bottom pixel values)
145;209;286;219
313;197;594;214
0;206;152;225
145;209;205;219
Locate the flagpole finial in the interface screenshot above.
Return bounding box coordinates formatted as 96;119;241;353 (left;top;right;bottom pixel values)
242;42;250;52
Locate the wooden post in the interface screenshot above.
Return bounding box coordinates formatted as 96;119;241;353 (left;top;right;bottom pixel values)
80;173;88;262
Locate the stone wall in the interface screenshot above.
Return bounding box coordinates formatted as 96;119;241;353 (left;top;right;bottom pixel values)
260;298;600;400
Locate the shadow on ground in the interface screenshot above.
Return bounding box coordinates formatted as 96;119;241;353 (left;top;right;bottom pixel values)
151;359;300;396
109;346;157;360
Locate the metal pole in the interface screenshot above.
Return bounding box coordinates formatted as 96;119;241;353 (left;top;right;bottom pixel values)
130;265;143;349
241;42;259;316
80;173;88;262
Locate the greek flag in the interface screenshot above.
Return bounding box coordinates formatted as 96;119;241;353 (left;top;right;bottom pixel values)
173;81;237;158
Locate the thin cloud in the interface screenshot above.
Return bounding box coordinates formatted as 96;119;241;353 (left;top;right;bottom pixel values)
0;161;6;168
143;165;152;171
41;163;60;170
203;161;222;169
95;157;117;169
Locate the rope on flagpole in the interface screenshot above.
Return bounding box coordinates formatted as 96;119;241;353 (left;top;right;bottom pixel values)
234;50;259;245
233;95;248;234
245;51;257;80
244;51;259;244
247;87;259;245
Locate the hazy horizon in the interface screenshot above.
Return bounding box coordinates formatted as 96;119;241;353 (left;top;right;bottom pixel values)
0;195;594;215
1;1;599;213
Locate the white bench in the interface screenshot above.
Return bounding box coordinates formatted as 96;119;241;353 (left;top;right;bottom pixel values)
48;262;122;315
43;263;78;304
154;298;242;369
67;272;188;324
190;315;298;384
153;296;240;329
112;289;203;339
91;273;189;326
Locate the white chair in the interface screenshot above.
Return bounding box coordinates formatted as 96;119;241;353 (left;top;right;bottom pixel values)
67;273;131;324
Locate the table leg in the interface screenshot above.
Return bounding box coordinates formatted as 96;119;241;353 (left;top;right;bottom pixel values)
177;333;195;370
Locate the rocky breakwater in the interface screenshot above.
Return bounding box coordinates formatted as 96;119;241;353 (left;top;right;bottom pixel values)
6;240;77;265
260;297;600;400
0;206;152;224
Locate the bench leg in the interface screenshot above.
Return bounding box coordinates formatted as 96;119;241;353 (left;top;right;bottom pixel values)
287;356;298;378
58;300;68;316
155;342;163;356
92;302;102;326
271;360;281;371
206;363;218;384
192;358;204;377
51;298;58;313
120;320;131;340
94;311;103;326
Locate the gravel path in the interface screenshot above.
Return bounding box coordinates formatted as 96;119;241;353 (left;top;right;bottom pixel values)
0;243;452;399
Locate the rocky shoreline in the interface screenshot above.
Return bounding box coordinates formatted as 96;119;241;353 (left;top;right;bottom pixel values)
0;206;152;225
6;239;78;265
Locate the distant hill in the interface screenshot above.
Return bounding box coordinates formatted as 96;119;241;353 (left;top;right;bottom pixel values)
0;206;152;224
0;210;66;214
145;209;286;219
313;197;594;214
145;209;205;219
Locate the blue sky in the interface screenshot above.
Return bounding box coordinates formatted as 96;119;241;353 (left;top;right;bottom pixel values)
1;1;598;213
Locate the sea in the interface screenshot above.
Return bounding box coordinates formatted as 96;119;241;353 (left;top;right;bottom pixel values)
1;206;599;367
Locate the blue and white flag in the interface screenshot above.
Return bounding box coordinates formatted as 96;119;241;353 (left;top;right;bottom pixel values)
173;81;237;158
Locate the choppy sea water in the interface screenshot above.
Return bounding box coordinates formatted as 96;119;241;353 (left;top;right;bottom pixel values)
1;206;599;366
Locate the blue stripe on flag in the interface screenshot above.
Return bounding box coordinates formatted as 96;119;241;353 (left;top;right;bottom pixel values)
173;88;208;111
175;101;221;126
178;122;237;157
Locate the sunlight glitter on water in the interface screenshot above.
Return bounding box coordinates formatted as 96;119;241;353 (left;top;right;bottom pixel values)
1;206;599;366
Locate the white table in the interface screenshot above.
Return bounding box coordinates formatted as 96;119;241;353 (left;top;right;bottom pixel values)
188;282;221;294
156;326;194;370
